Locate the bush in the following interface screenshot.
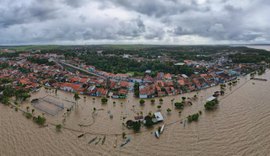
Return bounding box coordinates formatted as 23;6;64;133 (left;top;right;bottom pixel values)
24;112;32;119
33;115;46;125
0;96;10;105
150;99;155;104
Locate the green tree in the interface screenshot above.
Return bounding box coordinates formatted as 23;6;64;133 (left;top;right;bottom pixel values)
33;115;46;125
0;96;10;105
167;108;172;114
73;93;80;102
139;99;145;105
181;97;186;102
174;102;184;109
101;97;108;104
134;82;140;97
187;113;199;123
144;116;154;128
204;99;219;110
132;121;141;132
56;124;62;132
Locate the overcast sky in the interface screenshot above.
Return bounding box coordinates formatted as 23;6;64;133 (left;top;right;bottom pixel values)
0;0;269;45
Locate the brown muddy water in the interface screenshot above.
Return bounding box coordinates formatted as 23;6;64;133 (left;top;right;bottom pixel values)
1;72;270;156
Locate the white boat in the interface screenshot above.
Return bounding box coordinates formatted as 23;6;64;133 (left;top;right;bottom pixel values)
160;124;165;134
155;131;160;138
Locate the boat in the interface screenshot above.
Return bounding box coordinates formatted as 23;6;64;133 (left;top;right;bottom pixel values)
88;137;97;144
120;137;131;147
78;134;84;138
95;138;101;145
101;136;106;145
155;131;160;138
160;124;165;134
113;137;117;148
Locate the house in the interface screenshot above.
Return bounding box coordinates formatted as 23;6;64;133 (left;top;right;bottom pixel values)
178;79;185;86
60;83;84;94
139;86;148;99
145;70;151;74
207;96;216;102
164;73;172;80
120;81;129;88
139;85;155;98
181;74;188;78
156;72;164;80
112;88;128;99
95;88;108;97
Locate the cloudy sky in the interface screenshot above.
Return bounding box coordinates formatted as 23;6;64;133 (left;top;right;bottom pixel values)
0;0;269;45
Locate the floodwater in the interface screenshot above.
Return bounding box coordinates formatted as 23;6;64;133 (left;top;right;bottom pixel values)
1;71;270;156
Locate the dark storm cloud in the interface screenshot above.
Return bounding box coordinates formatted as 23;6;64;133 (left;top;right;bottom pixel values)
64;0;87;8
99;0;211;17
0;1;59;28
0;0;269;44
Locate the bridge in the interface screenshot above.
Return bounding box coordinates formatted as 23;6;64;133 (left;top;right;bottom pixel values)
57;60;106;79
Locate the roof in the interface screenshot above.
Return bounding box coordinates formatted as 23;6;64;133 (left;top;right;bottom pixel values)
164;73;172;79
60;83;82;91
207;96;216;102
118;89;128;95
174;62;185;66
154;112;164;122
19;78;31;85
96;88;107;95
120;81;129;88
178;79;185;86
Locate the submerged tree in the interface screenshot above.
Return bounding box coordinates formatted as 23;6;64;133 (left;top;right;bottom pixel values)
101;97;108;104
150;99;155;104
159;98;163;104
204;99;219;111
73;92;81;102
167;108;172;114
174;102;184;109
139;99;145;105
56;124;62;132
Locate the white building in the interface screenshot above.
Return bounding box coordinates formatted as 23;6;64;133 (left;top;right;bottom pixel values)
154;112;164;122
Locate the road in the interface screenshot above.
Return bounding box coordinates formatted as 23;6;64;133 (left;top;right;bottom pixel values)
58;60;106;79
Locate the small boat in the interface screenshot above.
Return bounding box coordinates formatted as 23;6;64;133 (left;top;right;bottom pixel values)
155;131;160;138
78;134;84;138
88;137;97;144
95;138;102;145
120;137;131;147
160;124;165;134
101;136;106;145
113;137;117;148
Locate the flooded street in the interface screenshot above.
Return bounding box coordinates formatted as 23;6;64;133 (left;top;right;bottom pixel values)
1;72;270;156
